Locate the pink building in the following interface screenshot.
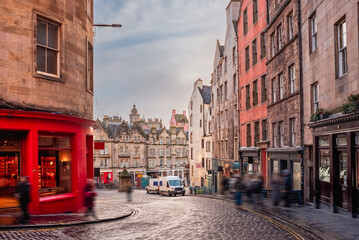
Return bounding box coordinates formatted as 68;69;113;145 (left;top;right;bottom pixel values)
170;110;189;132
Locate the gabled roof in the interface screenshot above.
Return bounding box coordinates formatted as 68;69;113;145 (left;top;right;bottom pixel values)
175;114;188;123
198;86;212;104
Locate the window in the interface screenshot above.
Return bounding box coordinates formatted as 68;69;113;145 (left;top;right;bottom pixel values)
160;138;163;145
279;121;284;147
191;148;193;159
190;132;193;144
312;83;319;113
272;78;277;103
176;149;180;156
232;47;236;66
337;19;347;77
253;0;258;24
202;139;204;148
87;41;94;93
224;57;227;73
254;121;259;146
253;79;258;106
200;119;202;128
246;124;251;147
245;46;250;71
159;148;164;156
260;33;266;59
271;33;276;57
233;74;237;93
246;84;251;109
273;123;278;147
191;101;193;110
261;75;267;103
310;14;317;52
279;73;284;99
288;13;294;40
190;115;193;127
243;8;248;35
262;119;267;140
202;158;205;168
38;135;71;197
319;150;330;182
167;148;170;156
289;65;296;93
289;118;296;146
220;85;223;101
200;105;202;113
225;81;228;99
36;18;59;77
277;25;283;50
86;0;93;19
252;39;257;65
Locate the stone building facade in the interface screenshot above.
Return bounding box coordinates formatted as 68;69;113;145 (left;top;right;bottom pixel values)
302;0;359;216
237;0;268;184
94;108;189;186
188;79;212;188
0;0;95;214
265;0;303;195
211;0;241;184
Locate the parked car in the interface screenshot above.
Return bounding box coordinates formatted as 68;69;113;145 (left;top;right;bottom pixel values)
146;179;159;194
158;176;185;196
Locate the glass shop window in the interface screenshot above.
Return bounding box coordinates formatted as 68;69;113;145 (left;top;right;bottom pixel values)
38;135;72;197
292;162;301;190
339;152;348;185
319;150;330;182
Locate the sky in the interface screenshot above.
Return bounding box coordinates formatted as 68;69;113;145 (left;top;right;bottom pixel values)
94;0;228;125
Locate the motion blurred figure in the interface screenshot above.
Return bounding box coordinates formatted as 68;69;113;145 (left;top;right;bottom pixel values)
271;172;281;207
84;179;98;219
127;185;133;202
283;170;291;208
16;176;31;224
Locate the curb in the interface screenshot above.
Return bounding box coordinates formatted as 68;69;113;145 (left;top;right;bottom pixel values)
0;210;135;231
195;195;323;240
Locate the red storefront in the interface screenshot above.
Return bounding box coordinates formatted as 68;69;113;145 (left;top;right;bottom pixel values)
0;109;94;215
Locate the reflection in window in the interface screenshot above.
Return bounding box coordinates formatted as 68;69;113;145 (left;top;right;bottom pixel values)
319;150;330;182
38;135;71;197
293;162;301;190
339;152;347;185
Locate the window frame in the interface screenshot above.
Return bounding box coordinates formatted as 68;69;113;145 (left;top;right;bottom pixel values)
245;84;251;109
277;24;283;51
261;75;267;103
253;0;258;24
279;73;284;99
289;64;296;93
245;46;250;71
271;32;276;57
243;8;248;35
36;17;61;79
246;124;251;147
287;12;294;40
260;33;266;59
272;78;277;103
252;79;258;106
252;38;257;66
262;119;267;141
311;82;319;113
310;14;317;53
336;18;347;78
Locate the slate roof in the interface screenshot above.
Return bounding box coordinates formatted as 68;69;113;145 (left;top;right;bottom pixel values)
175;114;188;123
107;124;119;137
198;86;212;104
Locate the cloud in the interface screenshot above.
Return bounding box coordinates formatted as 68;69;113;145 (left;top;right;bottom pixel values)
94;0;227;124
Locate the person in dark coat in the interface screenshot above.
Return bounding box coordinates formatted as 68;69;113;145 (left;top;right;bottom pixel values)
84;179;98;219
16;176;31;224
283;170;291;208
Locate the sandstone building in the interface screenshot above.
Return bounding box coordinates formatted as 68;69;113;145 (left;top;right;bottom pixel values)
188;79;212;188
265;0;302;196
0;0;95;214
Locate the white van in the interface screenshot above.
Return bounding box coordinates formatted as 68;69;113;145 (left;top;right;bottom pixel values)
158;176;185;196
146;178;159;194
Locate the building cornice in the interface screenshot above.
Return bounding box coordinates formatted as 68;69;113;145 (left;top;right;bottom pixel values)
307;113;359;129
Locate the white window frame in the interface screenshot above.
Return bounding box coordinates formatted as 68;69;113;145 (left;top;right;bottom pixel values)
288;14;294;40
311;15;317;52
277;25;283;50
272;79;277;103
338;20;347;77
279;74;284;99
312;83;319;112
289;65;296;93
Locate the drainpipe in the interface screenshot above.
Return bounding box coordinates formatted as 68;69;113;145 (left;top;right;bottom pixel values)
297;0;304;204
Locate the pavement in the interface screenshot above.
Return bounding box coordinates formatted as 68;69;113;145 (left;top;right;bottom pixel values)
196;193;359;240
0;189;134;230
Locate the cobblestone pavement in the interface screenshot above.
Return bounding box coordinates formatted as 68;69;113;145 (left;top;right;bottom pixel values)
0;190;310;240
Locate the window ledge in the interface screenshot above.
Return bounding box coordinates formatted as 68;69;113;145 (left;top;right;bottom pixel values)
40;193;76;203
35;73;63;83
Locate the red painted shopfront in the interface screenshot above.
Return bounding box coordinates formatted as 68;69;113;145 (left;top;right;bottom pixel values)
0;110;95;215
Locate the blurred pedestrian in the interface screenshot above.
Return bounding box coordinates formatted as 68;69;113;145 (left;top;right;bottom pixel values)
271;172;281;207
127;185;133;202
244;174;253;203
283;170;291;208
84;179;98;219
221;176;229;195
252;174;263;210
16;176;31;224
234;175;244;207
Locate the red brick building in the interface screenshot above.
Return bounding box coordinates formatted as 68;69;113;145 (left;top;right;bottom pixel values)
238;0;268;184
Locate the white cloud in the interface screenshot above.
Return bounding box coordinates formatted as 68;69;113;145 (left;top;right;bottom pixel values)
94;0;227;124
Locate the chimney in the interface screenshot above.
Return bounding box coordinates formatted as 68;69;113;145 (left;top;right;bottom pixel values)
172;109;176;115
103;115;109;127
182;110;186;116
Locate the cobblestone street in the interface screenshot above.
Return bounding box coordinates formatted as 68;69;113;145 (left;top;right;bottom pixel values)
0;190;310;240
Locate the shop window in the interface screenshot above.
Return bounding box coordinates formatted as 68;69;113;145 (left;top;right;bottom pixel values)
38;135;72;197
292;162;301;190
319;150;330;182
339;152;348;185
336;135;347;146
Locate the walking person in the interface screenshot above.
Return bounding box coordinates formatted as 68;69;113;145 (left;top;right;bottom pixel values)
84;179;98;219
126;184;133;202
283;170;291;208
234;175;244;208
16;176;31;224
271;172;281;207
